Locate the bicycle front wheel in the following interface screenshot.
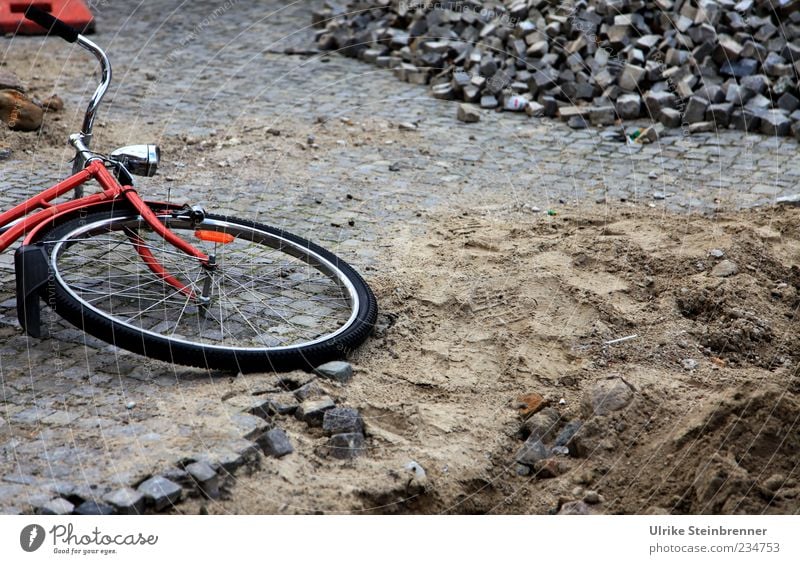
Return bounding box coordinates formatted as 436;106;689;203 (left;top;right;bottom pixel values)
35;205;377;372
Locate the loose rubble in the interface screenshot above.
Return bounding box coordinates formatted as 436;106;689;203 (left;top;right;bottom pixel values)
315;0;800;137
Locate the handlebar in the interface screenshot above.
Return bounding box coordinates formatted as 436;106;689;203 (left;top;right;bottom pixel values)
24;5;112;180
24;6;79;43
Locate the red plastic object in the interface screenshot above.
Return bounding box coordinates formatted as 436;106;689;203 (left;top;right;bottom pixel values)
0;1;94;35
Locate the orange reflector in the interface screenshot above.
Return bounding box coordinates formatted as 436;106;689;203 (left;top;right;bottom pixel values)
195;230;234;244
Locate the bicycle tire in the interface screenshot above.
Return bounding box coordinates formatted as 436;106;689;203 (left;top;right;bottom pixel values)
32;203;378;372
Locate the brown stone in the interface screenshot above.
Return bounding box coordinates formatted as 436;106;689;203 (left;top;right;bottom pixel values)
0;90;43;131
516;392;548;418
42;95;64;112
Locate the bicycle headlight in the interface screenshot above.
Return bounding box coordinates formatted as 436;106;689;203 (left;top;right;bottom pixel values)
110;144;160;177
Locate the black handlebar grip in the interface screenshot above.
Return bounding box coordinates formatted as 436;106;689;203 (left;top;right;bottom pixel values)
24;5;80;43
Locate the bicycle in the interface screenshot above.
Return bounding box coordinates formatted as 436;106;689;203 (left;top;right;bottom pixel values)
1;7;378;373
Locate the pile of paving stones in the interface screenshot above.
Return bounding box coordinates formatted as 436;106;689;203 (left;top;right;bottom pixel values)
313;0;800;137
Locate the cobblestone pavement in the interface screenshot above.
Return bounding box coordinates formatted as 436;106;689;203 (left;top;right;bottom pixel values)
1;0;799;513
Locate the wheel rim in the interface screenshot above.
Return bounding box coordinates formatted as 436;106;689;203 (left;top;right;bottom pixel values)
47;215;361;352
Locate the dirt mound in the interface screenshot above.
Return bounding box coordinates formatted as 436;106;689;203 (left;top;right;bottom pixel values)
172;205;800;514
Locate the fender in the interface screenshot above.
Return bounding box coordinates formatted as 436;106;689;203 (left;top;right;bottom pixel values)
15;244;50;337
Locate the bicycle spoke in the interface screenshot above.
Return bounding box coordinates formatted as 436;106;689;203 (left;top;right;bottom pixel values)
48;214;359;350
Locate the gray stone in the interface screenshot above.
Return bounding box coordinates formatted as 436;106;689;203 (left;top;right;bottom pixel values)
525;101;544;117
778;93;800;113
776;194;800;206
589;106;617;126
709;249;725;258
688;121;715;134
615;93;641;120
554;420;583;457
265;393;297;415
618;64;646;91
322;407;364;435
567;116;588;129
705;103;733;127
760;111;791;136
745;94;772;112
660;108;682;128
718;37;743;60
584;490;601;504
640;124;664;143
682;358;699;370
315;360;353;383
457;103;480;123
431;83;454;100
462;85;480;103
137;476;182;511
711;260;738;277
559;105;591;120
763;52;790;76
295;396;336;426
213;444;260;473
328;432;366;459
719;58;758;78
558;500;591;515
725;84;751;105
540;96;558;117
521;407;561;442
740;75;769;95
0;70;24;92
487;69;511;95
294;380;322;401
480;95;499;109
103;487;145;515
586;379;633;416
515;437;550;466
37;497;74;515
256;427;294;458
644;90;678;116
684;96;709;123
731;109;760;131
186;461;220;498
3;473;38;485
75;500;115;515
764;473;787;492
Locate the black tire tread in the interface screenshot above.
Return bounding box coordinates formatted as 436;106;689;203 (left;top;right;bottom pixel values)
34;205;378;372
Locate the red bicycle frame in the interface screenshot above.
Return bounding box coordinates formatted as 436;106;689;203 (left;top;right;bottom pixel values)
0;160;211;295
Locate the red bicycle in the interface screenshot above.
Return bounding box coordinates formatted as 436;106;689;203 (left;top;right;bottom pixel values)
3;7;377;372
